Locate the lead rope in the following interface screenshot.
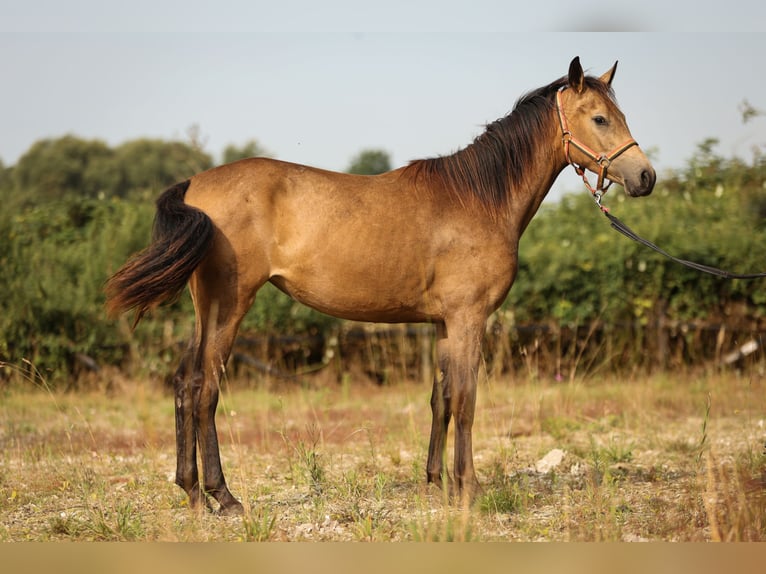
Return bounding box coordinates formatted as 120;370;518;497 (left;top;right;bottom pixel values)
599;207;766;280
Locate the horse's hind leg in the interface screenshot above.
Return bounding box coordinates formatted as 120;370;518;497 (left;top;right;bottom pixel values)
174;318;245;514
172;346;205;510
175;259;264;515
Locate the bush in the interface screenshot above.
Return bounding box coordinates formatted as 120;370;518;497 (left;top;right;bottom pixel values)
0;197;156;381
2;136;764;383
502;144;766;372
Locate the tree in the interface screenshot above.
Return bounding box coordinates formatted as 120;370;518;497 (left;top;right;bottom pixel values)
739;99;764;124
346;149;392;175
112;139;213;198
7;135;215;204
222;139;271;164
11;136;116;203
0;158;11;195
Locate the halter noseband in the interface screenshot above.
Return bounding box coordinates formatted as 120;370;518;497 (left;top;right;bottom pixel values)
556;86;638;209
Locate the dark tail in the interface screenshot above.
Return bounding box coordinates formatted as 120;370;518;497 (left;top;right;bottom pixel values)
104;180;214;326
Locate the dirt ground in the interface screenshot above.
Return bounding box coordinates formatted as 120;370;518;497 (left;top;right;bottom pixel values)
1;369;765;541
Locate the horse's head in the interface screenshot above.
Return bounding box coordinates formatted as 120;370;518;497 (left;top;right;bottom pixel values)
557;57;655;198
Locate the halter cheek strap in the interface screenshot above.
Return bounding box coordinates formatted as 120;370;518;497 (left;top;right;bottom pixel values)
556;86;638;209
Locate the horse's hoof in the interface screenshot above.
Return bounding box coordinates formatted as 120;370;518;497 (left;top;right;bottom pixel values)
457;480;484;507
218;500;245;516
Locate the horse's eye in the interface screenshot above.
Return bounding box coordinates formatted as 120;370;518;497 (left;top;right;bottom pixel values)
593;115;608;126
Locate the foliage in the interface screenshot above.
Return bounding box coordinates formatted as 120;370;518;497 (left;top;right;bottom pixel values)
5;135;213;207
506;140;766;328
109;139;213;199
0;196;156;379
1;132;765;382
11;136;116;204
222;139;271;164
346;149;392;175
0;134;332;382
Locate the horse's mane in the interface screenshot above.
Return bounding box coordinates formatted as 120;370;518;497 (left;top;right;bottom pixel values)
405;75;615;214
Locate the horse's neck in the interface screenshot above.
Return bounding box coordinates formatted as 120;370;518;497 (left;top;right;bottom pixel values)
505;128;567;237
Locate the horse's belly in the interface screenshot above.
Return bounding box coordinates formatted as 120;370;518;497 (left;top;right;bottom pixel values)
268;266;441;324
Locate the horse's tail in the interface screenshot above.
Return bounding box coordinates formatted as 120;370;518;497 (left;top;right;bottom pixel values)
104;179;214;326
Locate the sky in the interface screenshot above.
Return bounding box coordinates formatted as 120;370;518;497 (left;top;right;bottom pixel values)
2;2;766;201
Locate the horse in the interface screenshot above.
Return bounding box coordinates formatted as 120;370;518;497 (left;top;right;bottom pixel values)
105;57;655;515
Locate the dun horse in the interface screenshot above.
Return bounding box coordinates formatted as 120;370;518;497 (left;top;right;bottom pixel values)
105;57;655;514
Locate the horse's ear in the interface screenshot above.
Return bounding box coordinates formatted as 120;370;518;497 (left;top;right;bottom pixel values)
599;61;618;87
568;57;585;94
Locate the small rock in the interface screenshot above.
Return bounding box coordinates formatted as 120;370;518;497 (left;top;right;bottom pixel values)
535;448;567;473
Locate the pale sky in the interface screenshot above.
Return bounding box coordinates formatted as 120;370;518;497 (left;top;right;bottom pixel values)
2;2;765;201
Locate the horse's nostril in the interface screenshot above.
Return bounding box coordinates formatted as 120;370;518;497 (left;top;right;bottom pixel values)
641;168;656;190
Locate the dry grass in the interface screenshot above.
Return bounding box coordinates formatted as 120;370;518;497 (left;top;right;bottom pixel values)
1;366;765;541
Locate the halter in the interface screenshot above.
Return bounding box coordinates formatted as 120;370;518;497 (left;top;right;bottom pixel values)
556;86;638;210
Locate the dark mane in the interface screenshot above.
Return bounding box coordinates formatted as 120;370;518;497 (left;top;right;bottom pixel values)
406;76;615;214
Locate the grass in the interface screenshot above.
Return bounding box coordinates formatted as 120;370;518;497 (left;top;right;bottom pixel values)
1;366;765;541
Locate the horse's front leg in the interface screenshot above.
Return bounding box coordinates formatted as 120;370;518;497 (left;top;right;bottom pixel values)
427;326;452;489
449;317;484;504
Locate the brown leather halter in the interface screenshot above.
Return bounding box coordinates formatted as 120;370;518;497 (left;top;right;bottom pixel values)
556;86;638;208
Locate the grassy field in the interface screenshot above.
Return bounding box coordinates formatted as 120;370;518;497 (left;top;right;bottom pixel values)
1;365;765;542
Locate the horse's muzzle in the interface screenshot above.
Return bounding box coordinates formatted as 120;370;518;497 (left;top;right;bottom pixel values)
626;167;656;197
